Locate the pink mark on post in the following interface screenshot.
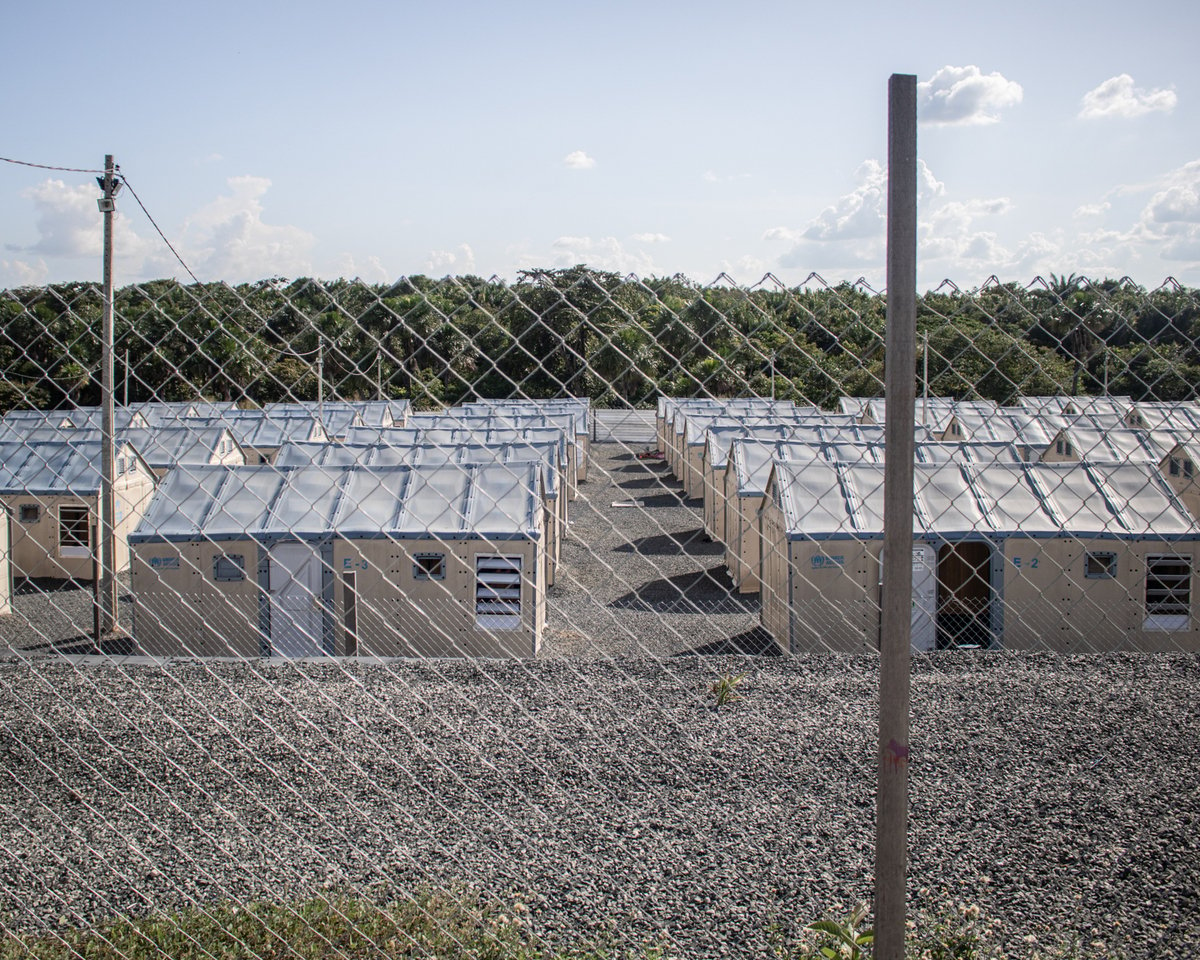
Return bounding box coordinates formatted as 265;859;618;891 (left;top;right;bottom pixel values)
885;738;910;771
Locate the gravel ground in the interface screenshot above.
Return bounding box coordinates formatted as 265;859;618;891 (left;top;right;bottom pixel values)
0;656;1196;958
0;445;1196;957
542;442;768;657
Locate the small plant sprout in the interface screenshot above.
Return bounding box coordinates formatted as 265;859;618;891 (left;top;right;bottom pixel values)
709;672;747;707
804;903;874;960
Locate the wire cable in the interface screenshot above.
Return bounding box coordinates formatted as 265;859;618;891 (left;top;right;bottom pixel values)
0;156;105;174
118;174;203;285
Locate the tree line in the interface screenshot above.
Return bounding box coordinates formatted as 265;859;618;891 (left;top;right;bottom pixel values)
1;267;1197;413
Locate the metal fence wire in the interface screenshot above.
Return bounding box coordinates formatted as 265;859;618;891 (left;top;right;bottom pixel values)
0;269;1197;958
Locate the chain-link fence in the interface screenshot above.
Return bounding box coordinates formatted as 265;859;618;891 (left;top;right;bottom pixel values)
0;268;1197;958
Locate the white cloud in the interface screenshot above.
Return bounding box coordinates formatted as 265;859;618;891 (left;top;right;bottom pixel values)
763;226;800;243
1074;201;1112;219
1135;159;1200;262
21;179;104;258
702;170;751;183
798;159;944;244
776;159;944;272
1079;75;1176;120
425;244;476;274
335;253;392;283
719;255;767;280
0;258;49;287
563;150;596;170
529;236;656;275
12;178;158;280
181;175;315;281
918;65;1023;126
631;232;670;243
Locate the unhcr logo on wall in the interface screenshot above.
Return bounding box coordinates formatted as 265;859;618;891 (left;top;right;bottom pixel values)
811;555;845;569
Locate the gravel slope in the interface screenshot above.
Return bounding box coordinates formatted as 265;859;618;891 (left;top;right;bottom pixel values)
0;655;1196;958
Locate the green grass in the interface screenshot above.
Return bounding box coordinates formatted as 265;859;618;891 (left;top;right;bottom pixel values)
0;889;663;960
0;893;1129;960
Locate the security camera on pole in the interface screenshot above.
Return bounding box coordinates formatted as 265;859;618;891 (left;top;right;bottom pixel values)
95;155;123;642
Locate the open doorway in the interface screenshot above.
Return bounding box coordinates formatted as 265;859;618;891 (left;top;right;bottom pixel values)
936;541;995;649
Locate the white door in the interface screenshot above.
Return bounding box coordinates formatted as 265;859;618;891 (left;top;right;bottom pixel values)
269;543;326;656
879;545;938;652
910;544;937;652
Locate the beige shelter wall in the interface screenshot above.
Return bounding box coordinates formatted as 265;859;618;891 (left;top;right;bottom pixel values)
131;541;262;657
576;433;589;482
684;444;706;498
733;493;766;593
702;461;725;539
115;476;157;573
1000;537;1200;652
1161;473;1200;524
722;465;739;576
132;532;544;660
6;476;154;580
337;537;541;658
0;511;9;615
758;497;791;652
787;541;878;653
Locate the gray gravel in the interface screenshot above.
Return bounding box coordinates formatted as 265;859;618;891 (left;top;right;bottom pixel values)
0;656;1196;958
0;445;1196;957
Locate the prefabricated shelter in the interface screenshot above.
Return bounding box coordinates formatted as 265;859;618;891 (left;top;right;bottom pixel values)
120;426;247;479
369;422;578;500
409;412;590;483
275;439;567;585
130;461;547;658
718;430;966;593
759;459;1200;654
197;413;328;464
662;399;800;472
1036;425;1163;464
678;410;840;496
1160;443;1200;522
0;504;11;615
1020;395;1133;420
0;440;157;580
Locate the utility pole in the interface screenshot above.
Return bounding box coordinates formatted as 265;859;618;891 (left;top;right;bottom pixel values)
96;155;121;641
317;340;325;424
922;332;929;428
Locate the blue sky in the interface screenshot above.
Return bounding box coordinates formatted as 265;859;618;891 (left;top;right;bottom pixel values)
2;0;1197;291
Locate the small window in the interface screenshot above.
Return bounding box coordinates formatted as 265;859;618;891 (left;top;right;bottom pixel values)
413;553;446;580
1064;441;1073;457
1186;460;1195;479
58;505;91;557
117;456;127;475
213;554;246;582
1085;552;1117;579
18;504;40;524
1170;457;1181;476
1145;554;1191;631
1055;439;1064;455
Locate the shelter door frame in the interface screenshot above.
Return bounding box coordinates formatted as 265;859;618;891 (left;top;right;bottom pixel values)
267;540;331;656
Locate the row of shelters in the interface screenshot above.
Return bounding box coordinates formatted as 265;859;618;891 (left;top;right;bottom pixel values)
657;396;1200;654
0;397;586;659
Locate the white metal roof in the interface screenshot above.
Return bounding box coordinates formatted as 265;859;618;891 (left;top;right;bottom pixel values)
274;440;563;499
130;462;543;543
0;440;153;495
768;459;1199;540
